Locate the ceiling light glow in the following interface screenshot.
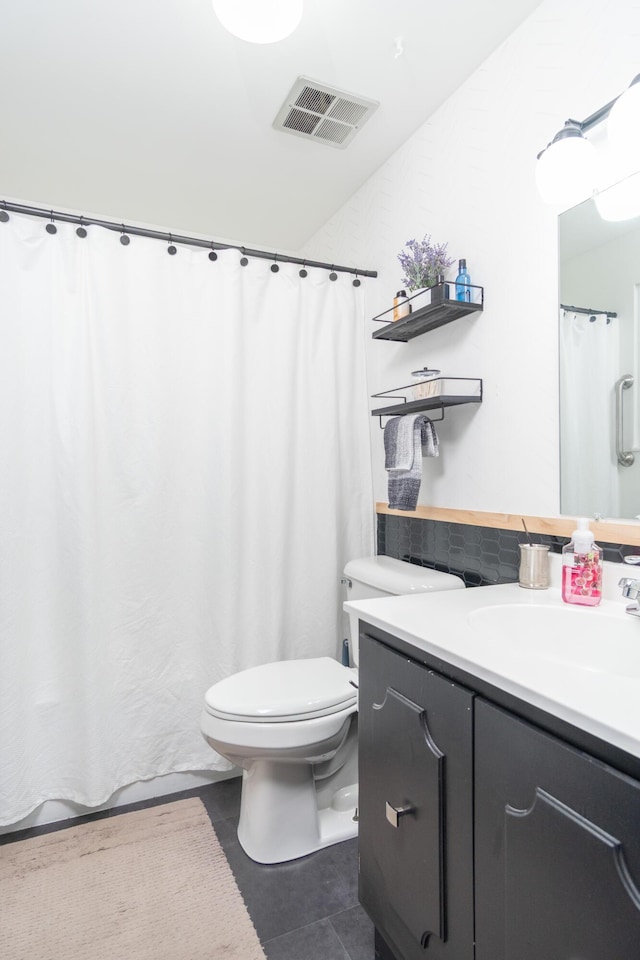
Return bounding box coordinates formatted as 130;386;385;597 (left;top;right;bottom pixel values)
211;0;303;44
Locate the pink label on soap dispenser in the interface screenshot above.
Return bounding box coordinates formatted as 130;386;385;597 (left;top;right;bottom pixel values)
561;555;602;606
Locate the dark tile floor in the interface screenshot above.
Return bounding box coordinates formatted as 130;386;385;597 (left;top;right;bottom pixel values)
0;777;374;960
199;777;373;959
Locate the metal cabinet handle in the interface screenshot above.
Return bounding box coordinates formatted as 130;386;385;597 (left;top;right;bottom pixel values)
615;374;635;467
385;801;416;828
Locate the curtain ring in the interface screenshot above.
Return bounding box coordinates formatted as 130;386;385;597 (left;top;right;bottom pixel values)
76;216;87;238
46;210;57;235
271;253;279;273
329;265;337;281
353;270;361;287
299;260;308;278
0;200;9;223
208;242;218;262
240;246;248;267
120;223;130;246
167;233;177;255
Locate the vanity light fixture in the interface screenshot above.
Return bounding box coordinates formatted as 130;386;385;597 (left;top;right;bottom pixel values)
593;168;640;222
607;75;640;157
211;0;303;44
535;122;597;206
536;73;640;217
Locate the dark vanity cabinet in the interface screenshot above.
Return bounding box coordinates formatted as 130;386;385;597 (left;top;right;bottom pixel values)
358;625;640;960
474;699;640;960
358;634;474;960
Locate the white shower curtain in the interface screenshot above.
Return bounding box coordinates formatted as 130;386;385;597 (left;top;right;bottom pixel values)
0;211;374;825
559;310;620;518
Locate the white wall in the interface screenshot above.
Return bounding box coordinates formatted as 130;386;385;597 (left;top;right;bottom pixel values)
302;0;640;518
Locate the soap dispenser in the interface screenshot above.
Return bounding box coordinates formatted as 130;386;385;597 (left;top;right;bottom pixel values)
561;518;602;606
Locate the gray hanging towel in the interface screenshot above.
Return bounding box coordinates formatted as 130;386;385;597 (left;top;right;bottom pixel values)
384;414;439;511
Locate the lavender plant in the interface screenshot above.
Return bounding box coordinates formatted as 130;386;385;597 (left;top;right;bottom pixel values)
398;235;454;291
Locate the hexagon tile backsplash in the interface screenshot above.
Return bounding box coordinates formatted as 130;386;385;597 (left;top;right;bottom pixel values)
378;515;635;588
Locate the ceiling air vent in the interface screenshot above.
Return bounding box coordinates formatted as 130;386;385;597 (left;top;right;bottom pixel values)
273;77;379;148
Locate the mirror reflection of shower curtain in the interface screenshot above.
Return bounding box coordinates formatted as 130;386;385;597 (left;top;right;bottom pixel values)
560;310;620;518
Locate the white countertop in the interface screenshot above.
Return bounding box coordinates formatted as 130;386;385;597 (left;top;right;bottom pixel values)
345;562;640;761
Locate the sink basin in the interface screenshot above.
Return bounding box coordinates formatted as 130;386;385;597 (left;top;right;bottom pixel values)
468;603;640;678
345;578;640;758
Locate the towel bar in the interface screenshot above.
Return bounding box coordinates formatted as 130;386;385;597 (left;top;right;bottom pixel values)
377;406;446;429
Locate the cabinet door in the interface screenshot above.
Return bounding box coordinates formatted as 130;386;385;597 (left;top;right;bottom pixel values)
475;698;640;960
358;633;474;960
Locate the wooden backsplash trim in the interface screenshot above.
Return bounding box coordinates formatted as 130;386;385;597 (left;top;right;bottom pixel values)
375;502;640;547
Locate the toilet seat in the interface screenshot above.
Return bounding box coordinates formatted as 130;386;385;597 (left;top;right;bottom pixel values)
204;657;357;723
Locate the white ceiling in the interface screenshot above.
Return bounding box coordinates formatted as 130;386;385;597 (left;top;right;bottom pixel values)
0;0;542;251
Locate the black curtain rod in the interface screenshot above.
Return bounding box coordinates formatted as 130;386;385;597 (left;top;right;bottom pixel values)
0;200;378;280
561;303;617;318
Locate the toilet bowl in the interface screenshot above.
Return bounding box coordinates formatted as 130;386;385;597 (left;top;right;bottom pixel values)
202;657;358;864
201;556;465;864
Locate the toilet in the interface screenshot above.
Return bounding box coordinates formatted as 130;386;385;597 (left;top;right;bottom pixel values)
200;556;465;863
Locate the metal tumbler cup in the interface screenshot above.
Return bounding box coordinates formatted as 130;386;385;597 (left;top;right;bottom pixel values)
519;544;550;589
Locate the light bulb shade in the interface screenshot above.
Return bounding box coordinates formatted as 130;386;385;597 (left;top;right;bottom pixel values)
607;77;640;162
535;128;597;206
594;170;640;222
211;0;303;43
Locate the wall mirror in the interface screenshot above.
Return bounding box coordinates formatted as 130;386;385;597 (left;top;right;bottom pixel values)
559;188;640;521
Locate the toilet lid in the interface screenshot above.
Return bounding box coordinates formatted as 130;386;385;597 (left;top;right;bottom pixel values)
204;657;358;723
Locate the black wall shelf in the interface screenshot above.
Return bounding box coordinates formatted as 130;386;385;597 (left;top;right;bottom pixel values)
371;377;483;422
372;283;484;342
371;394;483;419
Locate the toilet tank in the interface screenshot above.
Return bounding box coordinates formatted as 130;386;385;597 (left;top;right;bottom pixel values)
343;556;465;666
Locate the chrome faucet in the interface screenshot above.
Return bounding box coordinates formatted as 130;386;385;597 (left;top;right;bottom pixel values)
619;575;640;618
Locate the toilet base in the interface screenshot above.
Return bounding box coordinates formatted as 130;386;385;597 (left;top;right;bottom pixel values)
236;759;358;864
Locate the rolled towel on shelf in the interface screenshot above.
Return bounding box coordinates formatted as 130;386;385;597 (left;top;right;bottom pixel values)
384;414;439;511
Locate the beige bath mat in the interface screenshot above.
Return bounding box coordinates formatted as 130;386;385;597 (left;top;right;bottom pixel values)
0;796;265;960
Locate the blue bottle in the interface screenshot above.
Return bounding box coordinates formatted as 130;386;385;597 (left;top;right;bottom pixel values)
456;259;471;302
